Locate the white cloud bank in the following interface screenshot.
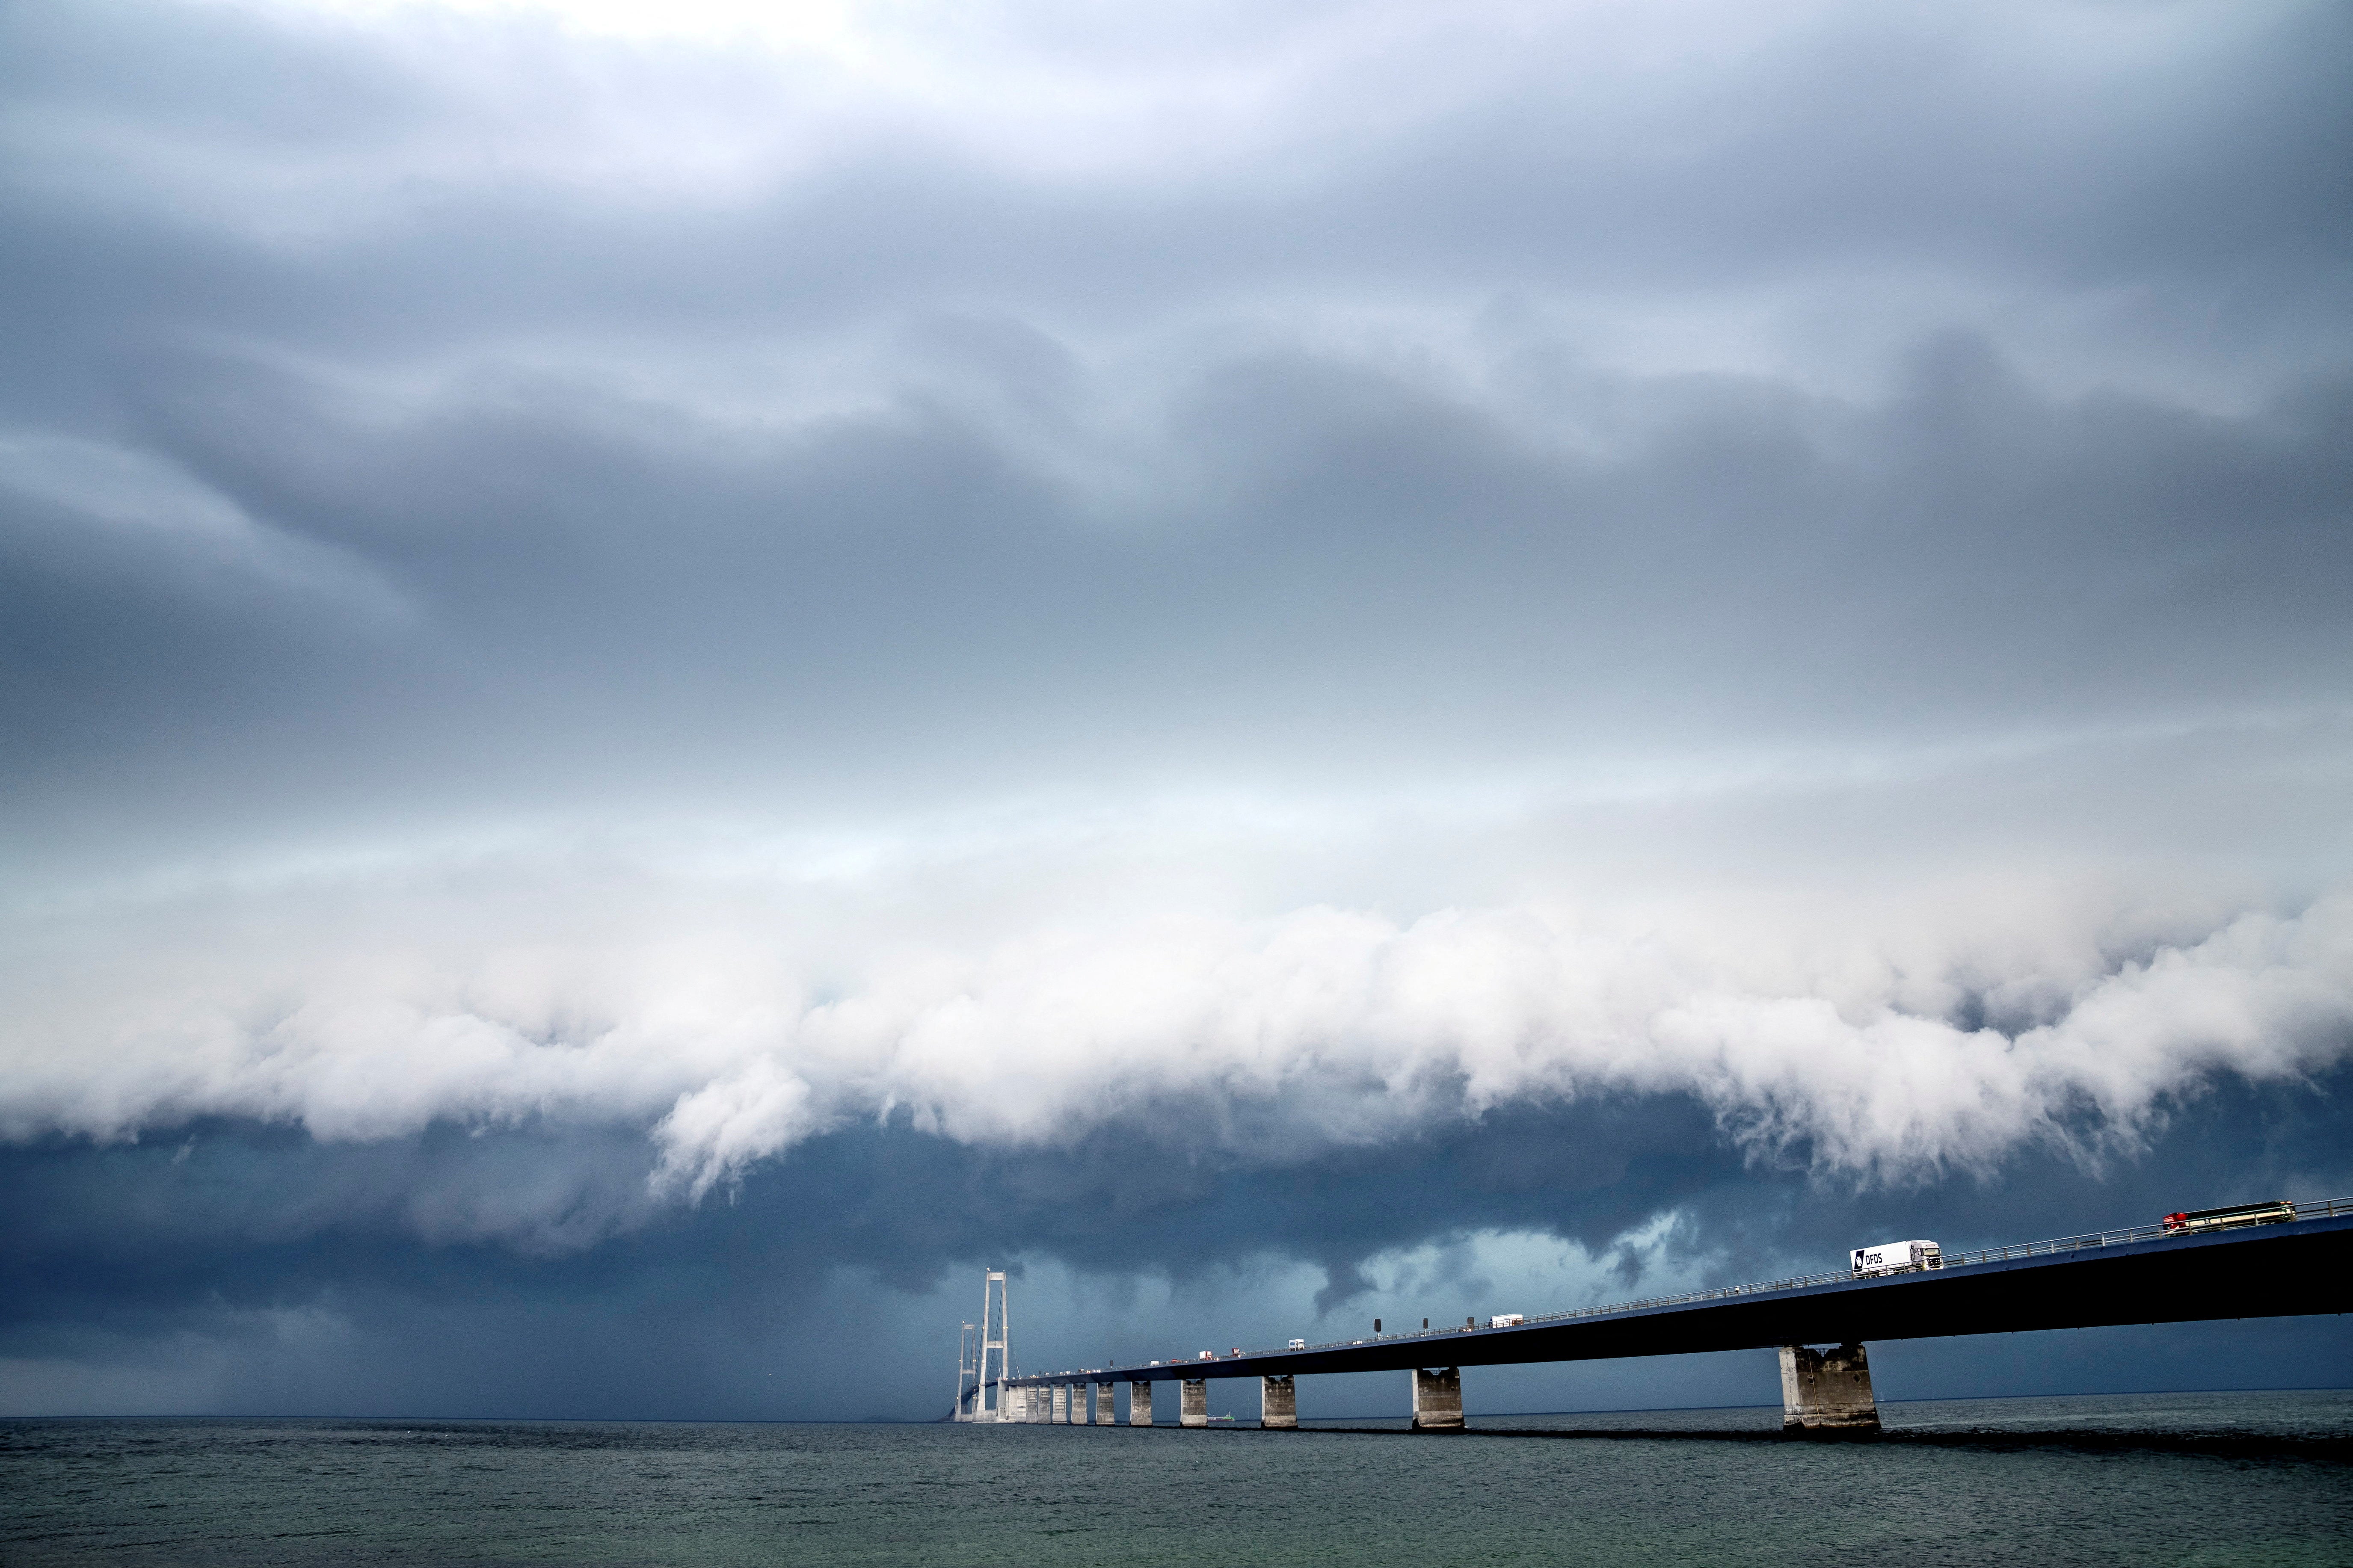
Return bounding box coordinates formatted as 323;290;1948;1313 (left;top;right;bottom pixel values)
6;837;2346;1227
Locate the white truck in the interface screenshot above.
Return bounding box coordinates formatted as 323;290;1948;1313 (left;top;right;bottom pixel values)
1488;1314;1524;1328
1850;1239;1942;1276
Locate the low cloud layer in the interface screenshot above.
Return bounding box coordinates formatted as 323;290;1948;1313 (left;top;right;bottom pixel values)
8;855;2349;1245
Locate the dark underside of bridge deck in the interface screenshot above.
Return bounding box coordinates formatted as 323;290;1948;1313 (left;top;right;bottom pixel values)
1011;1211;2353;1389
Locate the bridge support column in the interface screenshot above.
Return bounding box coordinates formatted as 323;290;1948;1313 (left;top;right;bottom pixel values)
1180;1379;1209;1427
1052;1385;1069;1423
1128;1381;1153;1426
1778;1343;1879;1434
1410;1367;1463;1431
1259;1375;1297;1429
1095;1383;1115;1425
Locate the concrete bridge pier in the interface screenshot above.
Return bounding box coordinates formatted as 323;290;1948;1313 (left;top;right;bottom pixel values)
1128;1381;1153;1425
1052;1385;1069;1423
1778;1343;1880;1434
1180;1379;1209;1427
1094;1382;1115;1425
1410;1367;1463;1431
1259;1375;1297;1429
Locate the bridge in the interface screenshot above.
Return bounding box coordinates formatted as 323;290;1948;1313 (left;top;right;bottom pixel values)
970;1197;2353;1432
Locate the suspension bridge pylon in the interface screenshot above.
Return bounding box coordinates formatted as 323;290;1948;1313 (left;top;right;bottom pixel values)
957;1270;1011;1420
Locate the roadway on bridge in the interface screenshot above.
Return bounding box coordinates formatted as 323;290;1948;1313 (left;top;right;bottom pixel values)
1006;1209;2353;1392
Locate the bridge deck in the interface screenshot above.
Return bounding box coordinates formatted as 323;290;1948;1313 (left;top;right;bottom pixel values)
1006;1208;2353;1389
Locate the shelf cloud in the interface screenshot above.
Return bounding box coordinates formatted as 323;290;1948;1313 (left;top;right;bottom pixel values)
7;854;2349;1241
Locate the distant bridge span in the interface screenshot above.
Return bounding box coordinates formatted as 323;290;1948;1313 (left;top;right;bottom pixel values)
982;1202;2353;1431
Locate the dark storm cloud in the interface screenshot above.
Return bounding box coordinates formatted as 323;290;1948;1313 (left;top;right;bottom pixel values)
3;0;2350;1414
6;333;2348;856
0;3;2347;848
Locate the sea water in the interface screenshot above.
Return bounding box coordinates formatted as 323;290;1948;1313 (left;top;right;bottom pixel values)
5;1391;2349;1566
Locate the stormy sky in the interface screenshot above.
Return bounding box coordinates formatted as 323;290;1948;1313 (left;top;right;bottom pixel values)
3;0;2350;1420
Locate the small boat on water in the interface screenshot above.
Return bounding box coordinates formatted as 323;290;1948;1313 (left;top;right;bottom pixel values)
1206;1413;1236;1423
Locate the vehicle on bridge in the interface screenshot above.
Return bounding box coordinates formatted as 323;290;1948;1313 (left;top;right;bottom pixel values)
1850;1239;1942;1276
1488;1314;1524;1328
2163;1199;2295;1234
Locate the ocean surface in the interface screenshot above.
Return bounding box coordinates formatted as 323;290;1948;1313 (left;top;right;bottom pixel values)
5;1391;2349;1566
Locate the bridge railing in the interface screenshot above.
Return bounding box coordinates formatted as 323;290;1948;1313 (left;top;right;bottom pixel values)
1100;1193;2353;1372
1935;1193;2353;1269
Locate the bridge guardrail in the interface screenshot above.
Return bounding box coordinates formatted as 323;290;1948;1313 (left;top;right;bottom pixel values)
1093;1193;2353;1375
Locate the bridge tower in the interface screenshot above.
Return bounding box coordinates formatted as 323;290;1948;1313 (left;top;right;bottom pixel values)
953;1321;979;1421
976;1270;1012;1421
